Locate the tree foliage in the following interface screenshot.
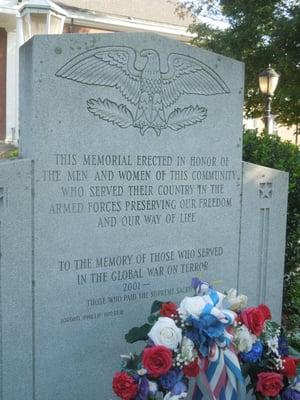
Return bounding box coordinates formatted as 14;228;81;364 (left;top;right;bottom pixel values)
177;0;300;341
178;0;300;130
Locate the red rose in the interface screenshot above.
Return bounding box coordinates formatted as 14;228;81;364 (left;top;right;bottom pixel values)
183;359;200;377
258;304;272;321
112;372;138;400
256;372;283;397
240;307;265;336
160;302;178;318
281;356;299;378
142;345;173;377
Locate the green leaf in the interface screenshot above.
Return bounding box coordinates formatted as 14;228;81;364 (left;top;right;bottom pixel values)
122;353;141;372
148;314;158;324
125;323;152;343
246;383;253;392
150;300;163;314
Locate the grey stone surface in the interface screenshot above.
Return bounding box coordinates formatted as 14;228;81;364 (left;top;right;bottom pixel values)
17;33;244;399
0;159;33;400
1;32;288;400
239;162;289;322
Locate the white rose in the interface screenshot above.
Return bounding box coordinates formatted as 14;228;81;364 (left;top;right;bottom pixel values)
235;325;255;353
226;288;248;311
178;296;206;320
148;317;182;350
164;392;188;400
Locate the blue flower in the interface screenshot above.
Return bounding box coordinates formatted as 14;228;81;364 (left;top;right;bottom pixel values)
185;329;202;352
147;339;155;347
136;377;149;400
171;381;188;396
188;314;225;357
278;336;289;356
160;370;178;390
281;387;300;400
191;278;210;295
240;341;263;363
191;277;201;291
199;314;224;338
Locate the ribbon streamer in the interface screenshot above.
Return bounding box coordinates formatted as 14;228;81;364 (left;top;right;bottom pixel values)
192;348;244;400
191;288;245;400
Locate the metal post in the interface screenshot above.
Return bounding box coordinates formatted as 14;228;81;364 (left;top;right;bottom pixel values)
265;95;272;135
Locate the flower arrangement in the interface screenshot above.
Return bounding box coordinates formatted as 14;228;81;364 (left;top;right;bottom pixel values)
235;300;300;399
112;278;299;400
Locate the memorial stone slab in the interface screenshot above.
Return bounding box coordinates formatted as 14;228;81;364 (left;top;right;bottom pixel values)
0;32;246;400
0;159;33;400
17;33;244;399
239;162;289;323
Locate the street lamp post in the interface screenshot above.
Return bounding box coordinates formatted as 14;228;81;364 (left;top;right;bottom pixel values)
258;65;280;134
18;0;66;44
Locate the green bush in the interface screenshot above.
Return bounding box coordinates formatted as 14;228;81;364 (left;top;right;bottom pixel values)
243;130;300;350
0;148;19;159
284;270;300;351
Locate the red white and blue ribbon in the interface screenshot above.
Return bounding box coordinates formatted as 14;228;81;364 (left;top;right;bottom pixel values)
190;288;245;400
192;346;245;400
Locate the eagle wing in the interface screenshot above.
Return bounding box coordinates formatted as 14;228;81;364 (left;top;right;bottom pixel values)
161;53;230;107
55;46;141;105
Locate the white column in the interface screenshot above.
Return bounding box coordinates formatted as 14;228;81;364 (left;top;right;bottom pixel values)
6;30;18;144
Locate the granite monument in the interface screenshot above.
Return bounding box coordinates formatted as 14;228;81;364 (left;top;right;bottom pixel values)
0;33;288;400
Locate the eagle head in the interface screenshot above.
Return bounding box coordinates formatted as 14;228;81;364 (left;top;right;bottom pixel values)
140;49;160;78
140;49;159;59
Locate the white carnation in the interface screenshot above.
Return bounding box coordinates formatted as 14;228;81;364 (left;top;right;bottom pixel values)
266;335;280;356
148;381;158;395
235;325;255;353
226;289;248;311
148;317;182;350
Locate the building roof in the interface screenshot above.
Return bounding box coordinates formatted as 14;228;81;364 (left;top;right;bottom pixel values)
57;0;193;27
56;0;194;41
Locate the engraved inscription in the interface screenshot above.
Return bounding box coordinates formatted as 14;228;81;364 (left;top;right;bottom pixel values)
41;151;237;322
42;153;237;229
56;47;230;135
57;245;224;323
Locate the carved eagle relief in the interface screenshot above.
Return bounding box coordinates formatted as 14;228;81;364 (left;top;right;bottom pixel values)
56;46;230;136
